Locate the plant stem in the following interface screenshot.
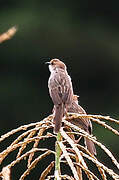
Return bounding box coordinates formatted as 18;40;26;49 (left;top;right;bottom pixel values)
55;132;62;180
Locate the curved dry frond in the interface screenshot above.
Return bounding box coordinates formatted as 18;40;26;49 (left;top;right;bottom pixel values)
59;141;79;180
82;152;119;179
27;128;46;167
63;117;119;171
0;122;40;143
0;115;53;143
91;117;119;136
39;161;55;180
19;150;52;180
60;128;97;180
77;145;107;180
65;113;119;136
8;148;50;168
89;115;119;125
0;113;119;179
0;135;55;164
60;128;87;169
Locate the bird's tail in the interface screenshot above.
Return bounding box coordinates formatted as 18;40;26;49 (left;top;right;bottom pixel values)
85;137;97;155
53;104;64;133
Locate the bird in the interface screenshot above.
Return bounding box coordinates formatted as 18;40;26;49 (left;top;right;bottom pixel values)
67;95;96;155
46;59;74;133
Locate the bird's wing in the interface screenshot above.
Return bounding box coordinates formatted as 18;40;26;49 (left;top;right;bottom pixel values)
48;71;73;105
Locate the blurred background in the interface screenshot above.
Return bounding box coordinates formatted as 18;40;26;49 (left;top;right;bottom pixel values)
0;0;119;179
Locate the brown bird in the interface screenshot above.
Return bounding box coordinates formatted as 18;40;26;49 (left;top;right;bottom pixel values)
46;59;74;133
67;95;96;155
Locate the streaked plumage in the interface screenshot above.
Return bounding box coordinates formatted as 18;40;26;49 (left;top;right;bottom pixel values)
47;59;74;133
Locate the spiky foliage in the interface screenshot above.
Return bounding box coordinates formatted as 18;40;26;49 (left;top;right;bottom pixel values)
0;114;119;179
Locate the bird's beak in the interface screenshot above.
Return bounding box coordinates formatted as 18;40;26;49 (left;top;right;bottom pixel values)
45;62;51;65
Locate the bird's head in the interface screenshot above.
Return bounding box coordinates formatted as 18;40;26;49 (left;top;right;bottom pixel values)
46;59;66;72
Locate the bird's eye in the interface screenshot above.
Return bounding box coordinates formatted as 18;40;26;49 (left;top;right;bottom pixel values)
51;61;54;65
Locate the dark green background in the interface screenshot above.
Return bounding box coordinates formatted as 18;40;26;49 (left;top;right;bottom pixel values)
0;0;119;179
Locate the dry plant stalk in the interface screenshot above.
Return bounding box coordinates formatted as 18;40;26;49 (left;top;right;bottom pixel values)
0;26;17;43
0;166;11;180
0;113;119;179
